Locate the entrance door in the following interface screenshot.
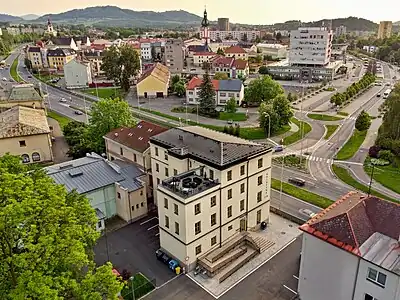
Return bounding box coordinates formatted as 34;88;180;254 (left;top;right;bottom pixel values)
240;218;246;232
144;92;148;98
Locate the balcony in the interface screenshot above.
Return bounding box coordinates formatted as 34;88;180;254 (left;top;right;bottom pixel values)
161;167;219;199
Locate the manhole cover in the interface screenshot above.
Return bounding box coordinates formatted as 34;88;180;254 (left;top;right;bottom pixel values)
281;231;286;235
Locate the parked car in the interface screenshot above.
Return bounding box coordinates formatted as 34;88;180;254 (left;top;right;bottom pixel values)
156;249;171;264
299;208;317;218
59;98;67;103
28;75;32;78
377;93;381;97
274;145;284;152
74;110;83;115
2;77;7;81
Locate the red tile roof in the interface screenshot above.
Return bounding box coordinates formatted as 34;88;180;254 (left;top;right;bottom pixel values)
300;192;400;256
193;52;216;56
212;56;234;67
233;59;248;70
104;121;168;153
187;77;219;90
224;45;247;54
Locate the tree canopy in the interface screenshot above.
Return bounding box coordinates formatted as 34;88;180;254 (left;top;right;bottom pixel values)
198;70;217;117
245;75;284;104
213;72;229;80
355;110;371;131
0;154;123;299
258;94;293;134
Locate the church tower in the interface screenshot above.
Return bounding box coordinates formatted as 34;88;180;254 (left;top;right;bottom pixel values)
201;8;210;45
47;18;57;36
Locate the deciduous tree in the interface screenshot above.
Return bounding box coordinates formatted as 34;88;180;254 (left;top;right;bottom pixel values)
355;110;371;131
245;75;284;104
213;72;229;80
225;97;237;113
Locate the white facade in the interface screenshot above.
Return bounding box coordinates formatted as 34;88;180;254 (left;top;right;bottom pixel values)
150;130;272;269
299;233;400;300
6;27;20;36
289;27;333;66
63;59;92;89
141;43;152;60
186;85;244;106
193;53;216;66
256;43;288;59
201;30;261;42
335;25;347;36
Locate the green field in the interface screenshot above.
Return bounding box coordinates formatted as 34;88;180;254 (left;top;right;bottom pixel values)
308;113;343;121
10;58;23;82
218;112;248;121
332;165;397;202
364;159;400;195
324;124;339;140
47;111;71;128
337;111;349;117
271;178;334;208
282;118;312;145
81;87;122;99
335;129;367;160
120;273;155;299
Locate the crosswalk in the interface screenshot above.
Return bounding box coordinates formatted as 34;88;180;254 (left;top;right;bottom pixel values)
346;116;357;121
305;156;334;164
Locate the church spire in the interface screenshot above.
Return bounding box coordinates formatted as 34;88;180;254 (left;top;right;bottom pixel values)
201;7;209;28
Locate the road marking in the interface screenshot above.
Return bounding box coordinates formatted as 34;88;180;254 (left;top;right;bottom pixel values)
147;224;159;231
140;216;158;225
283;285;298;295
293;275;299;280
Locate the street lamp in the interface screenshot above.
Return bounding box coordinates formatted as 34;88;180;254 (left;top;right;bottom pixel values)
263;112;271;140
367;162;377;197
129;276;136;300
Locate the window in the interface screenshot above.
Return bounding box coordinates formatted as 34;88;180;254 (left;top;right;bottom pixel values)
97;221;102;229
240;183;245;193
209;169;214;180
367;268;387;287
240;165;245;175
140;190;143;196
228;225;233;231
195;221;201;235
133;154;137;162
257;191;262;202
141;202;144;207
165;167;169;177
120;147;123;155
236;199;243;212
32;152;40;162
258;175;263;186
211;213;216;226
164;152;168;160
195;244;202;255
19;140;26;147
174;169;178;175
155;163;159;172
175;222;180;235
364;294;378;300
136;204;139;209
211;196;216;207
227;170;232;181
258;158;263;168
211;236;217;246
228;189;232;199
164;198;168;209
21;154;30;163
256;210;262;224
194;203;201;215
155;147;159;156
131;205;135;211
227;206;232;218
174;203;179;215
157;178;160;185
165;216;169;228
117;192;121;199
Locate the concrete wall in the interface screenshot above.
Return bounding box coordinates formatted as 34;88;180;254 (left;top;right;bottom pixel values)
86;185;117;219
115;183;147;223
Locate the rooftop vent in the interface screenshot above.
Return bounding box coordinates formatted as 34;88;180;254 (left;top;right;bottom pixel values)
114;132;118;137
179;135;183;140
148;128;153;132
59;164;73;170
138;137;143;140
137;124;142;128
69;170;83;177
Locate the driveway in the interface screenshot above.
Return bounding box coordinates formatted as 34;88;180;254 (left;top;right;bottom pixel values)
94;214;178;286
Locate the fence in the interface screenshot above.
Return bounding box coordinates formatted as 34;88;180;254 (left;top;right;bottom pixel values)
120;273;156;300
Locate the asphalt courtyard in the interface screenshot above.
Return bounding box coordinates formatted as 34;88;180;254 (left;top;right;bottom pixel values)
94;214;178;286
143;235;302;300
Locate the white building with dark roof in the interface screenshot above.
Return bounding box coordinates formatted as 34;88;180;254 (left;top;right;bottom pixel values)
149;126;272;270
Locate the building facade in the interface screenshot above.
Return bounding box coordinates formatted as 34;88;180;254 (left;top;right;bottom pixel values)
47;48;76;70
217;18;230;31
256;43;288;59
164;39;185;74
136;63;170;98
298;192;400;300
377;21;393;39
141;42;152;60
149;126;272;269
224;45;248;60
201;30;261;42
335;25;347;36
63;58;92;89
289;27;333;67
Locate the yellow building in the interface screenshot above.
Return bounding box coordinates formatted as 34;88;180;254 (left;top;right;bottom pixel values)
0;84;46;112
27;46;45;69
47;48;76;70
0;106;53;163
136;63;170;98
378;21;392;39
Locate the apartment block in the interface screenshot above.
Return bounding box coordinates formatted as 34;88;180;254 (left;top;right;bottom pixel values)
377;21;392;39
298;192;400;300
201;30;261;42
164;39;185;74
217;18;230;31
149;126;272;269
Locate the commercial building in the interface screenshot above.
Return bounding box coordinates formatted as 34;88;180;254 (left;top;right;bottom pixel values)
378;21;393;39
256;43;288;59
46;153;148;230
164;38;185;74
298;192;400;300
149;126;272;269
335;25;347;36
218;18;230;31
136;63;170;98
47;48;76;71
0;106;52;163
186;77;244;106
63;58;92;89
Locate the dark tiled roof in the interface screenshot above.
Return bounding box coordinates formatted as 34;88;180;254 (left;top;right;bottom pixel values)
104;121;168;153
219;79;243;92
188;45;209;52
52;37;73;46
47;48;74;57
28;46;41;53
233;59;248;70
150;126;270;168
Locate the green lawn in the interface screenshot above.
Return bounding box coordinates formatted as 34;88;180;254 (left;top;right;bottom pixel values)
324;124;339;140
120;273;155;299
47;111;71;128
332;165;398;202
335;129;367;160
272;154;307;171
10;58;23;82
271;178;334;208
364;159;400;195
219;112;248;121
282;117;312;145
337;111;349;117
81;87;122;99
308;113;343;121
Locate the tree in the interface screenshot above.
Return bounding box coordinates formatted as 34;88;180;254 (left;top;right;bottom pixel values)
355;110;371;131
62;121;96;159
244;75;284;104
0;154;123;299
255;55;263;64
171;74;181;86
213;72;229;80
258;66;269;75
216;48;225;56
198;71;217;117
258;102;281;134
89;98;136;153
287;92;294;102
225;97;237;113
24;57;32;70
272;94;293;126
275;32;282;41
101;45;141;92
173;82;186;97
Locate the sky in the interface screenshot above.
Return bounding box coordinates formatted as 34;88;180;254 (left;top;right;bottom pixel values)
3;0;399;24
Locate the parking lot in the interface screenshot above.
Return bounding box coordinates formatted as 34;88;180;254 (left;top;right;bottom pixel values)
94;213;178;286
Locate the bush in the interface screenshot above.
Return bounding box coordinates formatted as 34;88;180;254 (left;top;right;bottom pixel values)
378;150;394;162
368;145;380;158
370;158;390;166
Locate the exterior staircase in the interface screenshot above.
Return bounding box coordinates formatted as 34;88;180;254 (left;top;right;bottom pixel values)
252;236;275;253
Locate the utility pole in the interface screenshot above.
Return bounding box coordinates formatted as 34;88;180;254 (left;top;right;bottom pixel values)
299;82;305;165
367;163;375;197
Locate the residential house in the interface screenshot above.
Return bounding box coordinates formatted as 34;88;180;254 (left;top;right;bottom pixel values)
49;37;78;50
47;48;76;71
0;84;46;112
46;153;148;230
238;42;258;53
63;58;92;89
73;36;91;49
193;52;217;67
201;30;261;42
233;59;249;78
83;48;105;77
136;63;170;98
149;126;272;269
256;43;288;59
164;38;185;74
212;56;249;78
27;46;48;69
224;45;248;60
103;121;168;201
0;106;52;163
186;77;244;106
298;192;400;300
